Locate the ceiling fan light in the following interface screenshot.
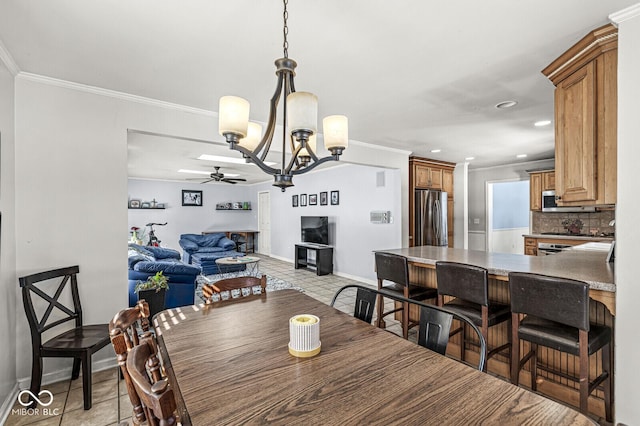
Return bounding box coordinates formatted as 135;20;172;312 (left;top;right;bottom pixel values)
219;96;250;137
323;115;349;150
287;92;318;133
239;122;262;151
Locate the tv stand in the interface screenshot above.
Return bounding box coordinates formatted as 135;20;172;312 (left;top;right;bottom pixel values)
295;243;333;276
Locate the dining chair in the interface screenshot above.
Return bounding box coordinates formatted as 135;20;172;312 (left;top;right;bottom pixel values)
375;252;437;338
509;272;612;421
330;284;377;324
19;265;111;410
202;274;267;304
435;261;510;371
127;336;177;426
109;300;153;425
416;302;486;371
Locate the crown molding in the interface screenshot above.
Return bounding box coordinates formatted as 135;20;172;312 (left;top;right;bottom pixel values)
16;72;217;117
349;139;412;156
610;4;640;24
0;38;20;76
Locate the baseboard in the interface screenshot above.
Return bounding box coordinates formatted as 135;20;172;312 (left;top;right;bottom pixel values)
16;357;118;390
266;254;375;285
0;383;20;426
268;254;293;264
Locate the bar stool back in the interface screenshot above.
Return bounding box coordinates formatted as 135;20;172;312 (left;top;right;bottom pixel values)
375;252;437;339
509;272;612;421
436;261;510;371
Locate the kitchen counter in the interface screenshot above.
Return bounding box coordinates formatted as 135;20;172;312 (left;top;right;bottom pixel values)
523;233;614;241
376;246;615;293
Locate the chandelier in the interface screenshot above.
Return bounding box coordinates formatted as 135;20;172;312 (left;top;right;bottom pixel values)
218;0;348;192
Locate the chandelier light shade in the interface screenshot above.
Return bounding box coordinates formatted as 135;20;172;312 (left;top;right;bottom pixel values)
239;122;263;151
217;0;348;191
323;115;349;152
218;96;250;137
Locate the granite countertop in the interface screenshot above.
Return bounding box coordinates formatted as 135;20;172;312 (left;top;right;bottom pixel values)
523;233;614;241
376;246;615;292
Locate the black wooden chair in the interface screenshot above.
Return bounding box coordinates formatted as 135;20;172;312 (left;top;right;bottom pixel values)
19;265;111;410
436;261;510;371
330;285;377;324
509;272;612;421
375;252;438;338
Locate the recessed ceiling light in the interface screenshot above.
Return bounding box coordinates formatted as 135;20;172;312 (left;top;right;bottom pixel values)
178;169;239;177
516;154;528;158
465;156;475;161
430;149;441;153
495;100;518;109
534;120;551;127
198;154;276;167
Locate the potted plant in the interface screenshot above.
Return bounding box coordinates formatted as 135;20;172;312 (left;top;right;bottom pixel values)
135;271;169;318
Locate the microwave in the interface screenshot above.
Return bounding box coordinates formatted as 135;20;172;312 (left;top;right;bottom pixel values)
541;190;595;212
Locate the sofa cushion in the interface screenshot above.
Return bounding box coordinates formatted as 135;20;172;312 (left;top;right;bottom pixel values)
196;247;225;254
144;246;181;260
128;254;149;269
133;260;201;275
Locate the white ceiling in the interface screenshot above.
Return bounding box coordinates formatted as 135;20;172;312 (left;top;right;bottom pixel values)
1;0;636;185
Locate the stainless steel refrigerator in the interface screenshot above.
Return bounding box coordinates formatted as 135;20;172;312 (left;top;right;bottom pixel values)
414;189;448;246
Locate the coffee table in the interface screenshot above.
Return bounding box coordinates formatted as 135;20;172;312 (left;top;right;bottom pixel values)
214;256;260;277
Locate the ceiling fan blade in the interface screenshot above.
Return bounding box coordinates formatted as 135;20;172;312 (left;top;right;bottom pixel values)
200;178;217;184
223;178;247;182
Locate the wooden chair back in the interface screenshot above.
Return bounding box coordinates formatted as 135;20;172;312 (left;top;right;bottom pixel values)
436;261;489;306
127;339;177;426
202;274;267;304
109;300;152;424
19;265;110;410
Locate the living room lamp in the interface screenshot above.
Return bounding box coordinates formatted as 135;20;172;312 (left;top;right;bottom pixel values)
218;0;348;191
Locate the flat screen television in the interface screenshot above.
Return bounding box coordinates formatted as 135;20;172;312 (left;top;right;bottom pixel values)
301;216;329;245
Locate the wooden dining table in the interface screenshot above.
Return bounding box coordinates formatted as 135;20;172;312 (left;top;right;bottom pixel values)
154;290;595;425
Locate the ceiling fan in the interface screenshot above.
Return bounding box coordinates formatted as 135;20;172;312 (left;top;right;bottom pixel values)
191;166;247;184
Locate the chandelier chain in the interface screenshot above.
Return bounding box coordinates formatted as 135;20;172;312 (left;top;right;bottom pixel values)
282;0;289;58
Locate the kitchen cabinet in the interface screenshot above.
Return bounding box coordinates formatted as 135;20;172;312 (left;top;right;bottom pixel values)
528;170;554;211
409;157;455;247
414;164;443;189
542;24;617;206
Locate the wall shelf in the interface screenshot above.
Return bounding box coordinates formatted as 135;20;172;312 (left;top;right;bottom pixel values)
215;208;252;211
128;207;166;210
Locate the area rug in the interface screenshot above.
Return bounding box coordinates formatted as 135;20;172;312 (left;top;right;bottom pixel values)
195;274;303;302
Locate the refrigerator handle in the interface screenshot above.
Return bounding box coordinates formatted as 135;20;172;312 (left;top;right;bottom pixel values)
434;199;440;240
420;193;427;245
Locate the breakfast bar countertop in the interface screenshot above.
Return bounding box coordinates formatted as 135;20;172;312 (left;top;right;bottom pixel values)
375;246;615;293
523;233;614;241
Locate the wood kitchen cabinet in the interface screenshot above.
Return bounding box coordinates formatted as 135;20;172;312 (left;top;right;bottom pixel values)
528;170;554;211
543;24;617;206
409;157;455;247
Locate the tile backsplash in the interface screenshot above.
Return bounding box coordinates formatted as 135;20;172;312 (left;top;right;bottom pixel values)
532;209;615;236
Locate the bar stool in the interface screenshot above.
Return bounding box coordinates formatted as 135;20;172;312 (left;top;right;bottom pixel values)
509;272;612;422
375;252;437;339
435;261;510;371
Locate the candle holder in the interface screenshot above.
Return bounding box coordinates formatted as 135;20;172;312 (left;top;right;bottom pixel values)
288;314;321;358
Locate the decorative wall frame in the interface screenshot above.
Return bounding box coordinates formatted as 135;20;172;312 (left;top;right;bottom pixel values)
300;194;307;206
182;190;203;206
292;195;299;207
330;190;339;205
309;194;317;205
320;192;328;206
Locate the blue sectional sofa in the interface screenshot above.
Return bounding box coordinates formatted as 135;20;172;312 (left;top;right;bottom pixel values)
178;233;246;275
128;244;201;309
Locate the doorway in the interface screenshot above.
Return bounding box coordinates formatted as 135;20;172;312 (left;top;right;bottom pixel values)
258;191;271;255
486;180;529;254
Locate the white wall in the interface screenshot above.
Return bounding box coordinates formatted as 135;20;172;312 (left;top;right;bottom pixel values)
255;164;402;282
0;59;17;412
128;179;257;251
611;5;640;423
